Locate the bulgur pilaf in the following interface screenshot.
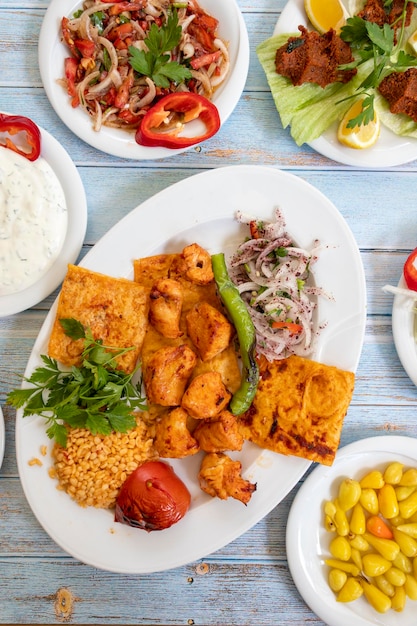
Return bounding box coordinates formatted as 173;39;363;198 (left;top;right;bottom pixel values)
52;415;156;509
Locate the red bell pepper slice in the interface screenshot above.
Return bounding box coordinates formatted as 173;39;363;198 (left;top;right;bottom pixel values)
404;247;417;291
135;92;220;149
0;113;41;161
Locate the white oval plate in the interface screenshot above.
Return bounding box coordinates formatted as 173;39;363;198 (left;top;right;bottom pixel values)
0;124;87;317
16;165;366;573
38;0;249;160
287;435;417;626
275;0;417;167
0;406;4;468
392;275;417;386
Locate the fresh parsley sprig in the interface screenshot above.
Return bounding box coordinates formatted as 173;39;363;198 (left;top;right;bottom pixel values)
7;318;147;447
338;0;417;128
128;9;192;88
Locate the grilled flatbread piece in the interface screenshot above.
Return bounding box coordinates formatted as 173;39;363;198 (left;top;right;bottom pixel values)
239;355;355;465
48;264;149;373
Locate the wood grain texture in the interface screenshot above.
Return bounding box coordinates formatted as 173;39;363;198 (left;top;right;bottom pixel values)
1;0;417;623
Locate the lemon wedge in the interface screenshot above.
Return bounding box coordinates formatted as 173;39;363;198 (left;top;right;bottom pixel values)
408;29;417;55
337;99;380;149
304;0;349;34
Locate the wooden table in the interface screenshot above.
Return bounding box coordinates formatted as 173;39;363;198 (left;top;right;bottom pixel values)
1;0;417;623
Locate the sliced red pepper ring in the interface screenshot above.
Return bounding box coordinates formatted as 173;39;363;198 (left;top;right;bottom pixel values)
404;247;417;292
0;113;41;161
135;92;220;149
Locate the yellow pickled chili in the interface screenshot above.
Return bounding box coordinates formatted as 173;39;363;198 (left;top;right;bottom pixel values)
323;461;417;613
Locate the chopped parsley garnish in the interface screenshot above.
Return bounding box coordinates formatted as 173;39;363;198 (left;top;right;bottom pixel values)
7;318;146;447
128;9;192;88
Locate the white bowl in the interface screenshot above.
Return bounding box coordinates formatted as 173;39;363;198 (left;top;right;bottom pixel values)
38;0;250;159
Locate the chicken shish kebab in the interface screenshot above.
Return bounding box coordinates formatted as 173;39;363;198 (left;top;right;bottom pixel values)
8;212;355;531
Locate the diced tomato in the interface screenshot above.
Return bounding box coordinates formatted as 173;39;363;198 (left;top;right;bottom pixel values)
102;86;117;106
108;2;145;15
64;57;80;107
75;38;96;58
108;22;133;41
187;22;217;52
61;17;80;57
193;10;219;34
117;109;143;124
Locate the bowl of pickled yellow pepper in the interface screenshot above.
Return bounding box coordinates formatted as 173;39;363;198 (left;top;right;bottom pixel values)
286;435;417;626
324;462;417;613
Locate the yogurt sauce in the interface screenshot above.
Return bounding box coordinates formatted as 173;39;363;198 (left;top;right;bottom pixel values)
0;148;68;296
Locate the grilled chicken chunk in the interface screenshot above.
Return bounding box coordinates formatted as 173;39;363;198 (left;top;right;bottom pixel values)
149;278;183;339
144;344;197;406
193;410;244;452
181;243;214;285
181;371;231;419
186;302;234;361
198;452;256;504
154;407;199;458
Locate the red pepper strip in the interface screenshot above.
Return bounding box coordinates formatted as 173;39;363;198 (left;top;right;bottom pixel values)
271;321;303;334
135;92;220;149
0;113;41;161
404;247;417;291
249;221;261;240
190;51;222;70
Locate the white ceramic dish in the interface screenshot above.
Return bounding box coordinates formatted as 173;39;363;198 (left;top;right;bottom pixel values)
274;0;417;167
0;124;87;317
287;435;417;626
0;406;4;469
392;275;417;386
38;0;249;160
16;165;366;573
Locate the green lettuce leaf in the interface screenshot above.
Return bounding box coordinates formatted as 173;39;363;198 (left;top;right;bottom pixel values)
256;33;374;145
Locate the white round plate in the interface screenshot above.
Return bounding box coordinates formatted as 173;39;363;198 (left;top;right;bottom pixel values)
287;435;417;626
275;0;417;167
0;406;4;468
38;0;249;160
16;165;366;573
0;124;87;317
392;275;417;386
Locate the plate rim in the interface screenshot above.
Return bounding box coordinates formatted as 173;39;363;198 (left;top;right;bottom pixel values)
0;122;87;317
38;0;250;160
286;434;417;626
274;0;417;167
16;164;366;573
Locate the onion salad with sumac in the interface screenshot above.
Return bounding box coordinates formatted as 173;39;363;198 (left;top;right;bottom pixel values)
228;209;332;361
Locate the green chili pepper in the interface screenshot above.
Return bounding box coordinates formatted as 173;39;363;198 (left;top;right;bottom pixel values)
211;253;259;415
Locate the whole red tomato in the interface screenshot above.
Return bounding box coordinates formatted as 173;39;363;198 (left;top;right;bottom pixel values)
404;247;417;292
115;461;191;531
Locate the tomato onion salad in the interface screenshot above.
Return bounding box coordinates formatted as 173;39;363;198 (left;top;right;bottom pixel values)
60;0;230;140
228;209;332;361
